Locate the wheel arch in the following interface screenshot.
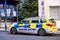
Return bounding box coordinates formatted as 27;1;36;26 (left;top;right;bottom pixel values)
10;27;17;34
38;28;46;34
10;27;17;32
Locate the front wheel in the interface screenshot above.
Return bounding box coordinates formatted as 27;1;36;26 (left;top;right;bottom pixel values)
38;29;46;36
10;28;17;34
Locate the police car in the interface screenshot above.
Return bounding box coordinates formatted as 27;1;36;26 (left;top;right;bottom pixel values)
9;17;57;36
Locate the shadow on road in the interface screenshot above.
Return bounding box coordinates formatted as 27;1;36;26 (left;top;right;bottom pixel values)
9;33;38;36
8;32;60;37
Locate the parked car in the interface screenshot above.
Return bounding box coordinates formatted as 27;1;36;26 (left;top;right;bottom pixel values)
9;17;57;36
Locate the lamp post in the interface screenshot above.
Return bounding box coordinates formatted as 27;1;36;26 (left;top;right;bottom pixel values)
4;0;7;30
17;7;18;22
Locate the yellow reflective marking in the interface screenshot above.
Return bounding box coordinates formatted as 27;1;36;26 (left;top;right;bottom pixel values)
19;24;25;27
42;23;48;28
45;18;52;23
50;27;57;32
30;23;36;28
9;25;14;28
42;18;52;28
29;18;32;23
45;18;49;22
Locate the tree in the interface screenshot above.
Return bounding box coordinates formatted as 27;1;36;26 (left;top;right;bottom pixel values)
18;0;38;19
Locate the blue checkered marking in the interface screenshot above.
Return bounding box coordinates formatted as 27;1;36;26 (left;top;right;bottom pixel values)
14;24;20;28
24;24;30;28
36;23;42;28
14;23;42;28
14;24;30;28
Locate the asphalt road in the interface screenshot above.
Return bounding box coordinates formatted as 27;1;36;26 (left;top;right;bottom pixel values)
0;32;60;40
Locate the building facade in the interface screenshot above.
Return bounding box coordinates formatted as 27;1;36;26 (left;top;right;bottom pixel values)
38;0;60;19
38;0;60;28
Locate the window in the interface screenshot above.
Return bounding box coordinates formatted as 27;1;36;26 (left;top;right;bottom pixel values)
50;6;60;20
32;20;39;23
40;19;46;23
22;20;29;24
18;20;29;24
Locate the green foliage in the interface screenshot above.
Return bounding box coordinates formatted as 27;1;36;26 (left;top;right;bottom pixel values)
18;0;38;19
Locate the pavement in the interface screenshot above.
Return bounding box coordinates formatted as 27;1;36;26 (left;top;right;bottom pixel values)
0;32;60;40
0;27;8;32
0;22;16;32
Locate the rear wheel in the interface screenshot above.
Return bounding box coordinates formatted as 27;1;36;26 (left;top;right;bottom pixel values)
38;28;46;36
10;28;17;34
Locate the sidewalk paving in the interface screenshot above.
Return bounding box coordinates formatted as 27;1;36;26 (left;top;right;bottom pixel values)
0;28;8;32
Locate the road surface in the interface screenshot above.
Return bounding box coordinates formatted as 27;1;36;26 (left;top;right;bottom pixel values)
0;32;60;40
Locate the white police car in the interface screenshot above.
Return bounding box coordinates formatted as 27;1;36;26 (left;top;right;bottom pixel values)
9;17;57;36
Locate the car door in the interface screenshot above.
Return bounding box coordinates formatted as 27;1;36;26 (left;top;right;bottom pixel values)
28;20;39;34
30;20;38;29
18;20;30;33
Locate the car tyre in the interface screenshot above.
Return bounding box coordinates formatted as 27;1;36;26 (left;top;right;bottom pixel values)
10;27;17;34
38;28;46;36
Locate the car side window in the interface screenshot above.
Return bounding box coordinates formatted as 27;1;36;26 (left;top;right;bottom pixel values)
32;20;39;23
23;20;29;24
18;21;24;24
40;19;46;23
18;20;29;24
